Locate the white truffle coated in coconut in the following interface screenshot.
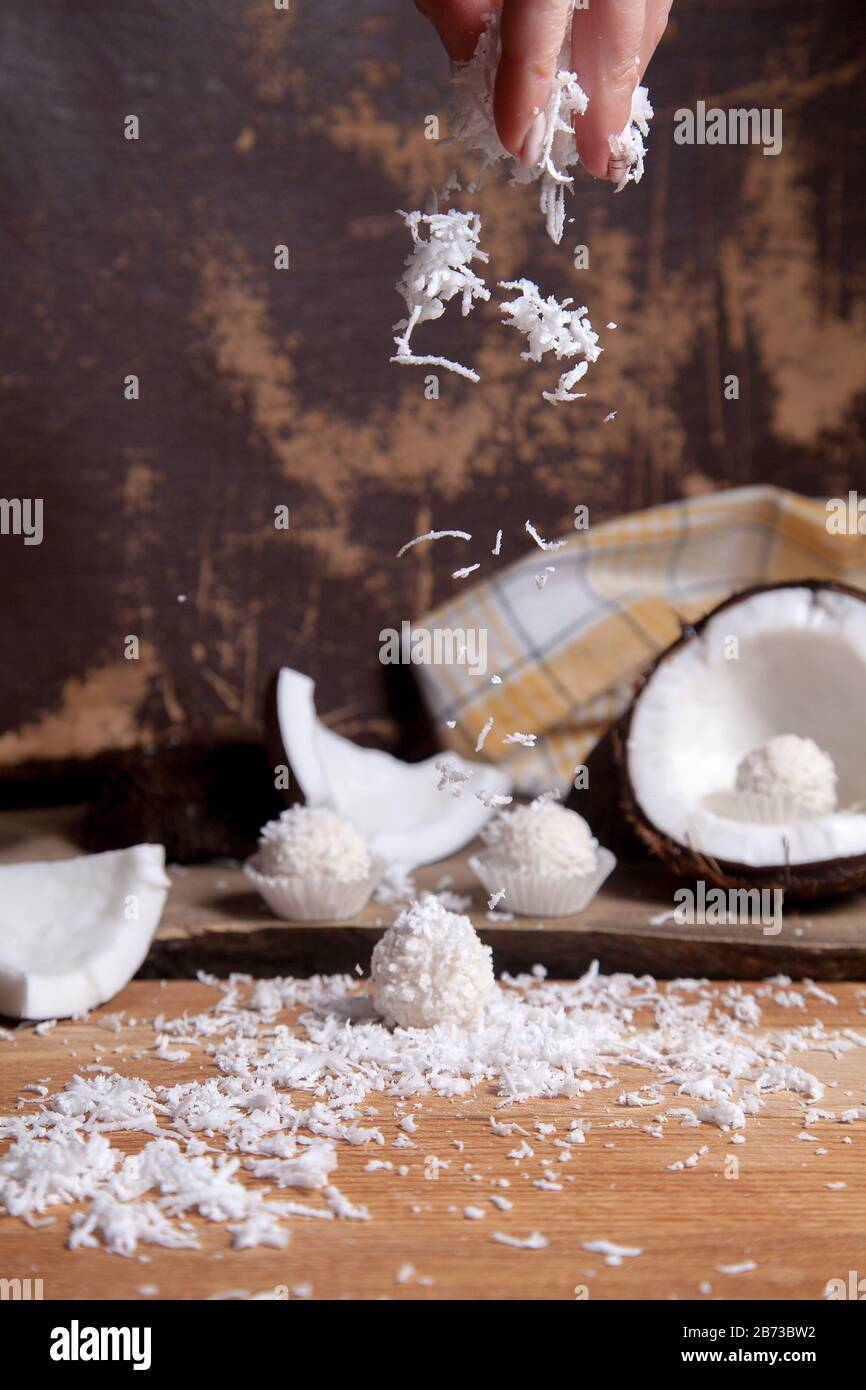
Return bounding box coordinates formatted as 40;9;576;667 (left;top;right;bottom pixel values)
735;736;838;816
370;896;494;1030
481;802;599;875
255;807;372;882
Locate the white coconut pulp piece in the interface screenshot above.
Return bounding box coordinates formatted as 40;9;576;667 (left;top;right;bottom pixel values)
0;845;170;1021
275;669;511;867
627;586;866;868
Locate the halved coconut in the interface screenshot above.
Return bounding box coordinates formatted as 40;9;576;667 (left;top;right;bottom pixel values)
275;668;511;867
0;845;170;1020
620;582;866;897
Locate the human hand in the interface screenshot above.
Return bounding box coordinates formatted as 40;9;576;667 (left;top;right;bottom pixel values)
416;0;673;181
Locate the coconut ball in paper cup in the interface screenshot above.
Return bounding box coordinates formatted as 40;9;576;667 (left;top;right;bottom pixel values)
244;805;382;922
469;801;616;917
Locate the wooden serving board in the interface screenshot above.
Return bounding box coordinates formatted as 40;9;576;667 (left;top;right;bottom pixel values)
1;977;864;1301
2;806;866;979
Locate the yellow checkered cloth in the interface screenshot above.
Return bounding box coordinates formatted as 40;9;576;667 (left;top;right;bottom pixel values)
414;486;866;794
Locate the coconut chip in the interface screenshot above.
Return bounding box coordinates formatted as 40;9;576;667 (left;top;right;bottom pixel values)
475;717;494;753
492;1230;548;1250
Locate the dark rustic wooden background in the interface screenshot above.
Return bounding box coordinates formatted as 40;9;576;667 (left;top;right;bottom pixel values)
1;0;865;825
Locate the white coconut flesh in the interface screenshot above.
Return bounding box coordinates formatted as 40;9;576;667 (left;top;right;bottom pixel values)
0;845;170;1021
627;586;866;868
276;668;512;867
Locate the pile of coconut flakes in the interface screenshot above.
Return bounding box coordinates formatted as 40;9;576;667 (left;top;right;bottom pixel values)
1;964;863;1260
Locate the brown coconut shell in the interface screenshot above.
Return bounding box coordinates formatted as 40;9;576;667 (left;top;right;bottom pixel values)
574;579;866;902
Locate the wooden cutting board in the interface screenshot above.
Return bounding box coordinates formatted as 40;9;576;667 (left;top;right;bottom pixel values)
1;977;864;1301
2;806;866;979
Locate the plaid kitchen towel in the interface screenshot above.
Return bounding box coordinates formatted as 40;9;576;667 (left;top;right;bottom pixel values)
413;485;866;794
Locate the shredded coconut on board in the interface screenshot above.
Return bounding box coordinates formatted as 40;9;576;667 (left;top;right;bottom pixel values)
582;1238;643;1267
715;1260;758;1276
492;1230;548;1250
1;961;862;1260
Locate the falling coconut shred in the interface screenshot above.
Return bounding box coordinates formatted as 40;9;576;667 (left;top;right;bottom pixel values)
0;846;170;1020
390;208;490;381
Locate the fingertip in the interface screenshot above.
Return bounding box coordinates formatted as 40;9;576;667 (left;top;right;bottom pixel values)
415;0;490;63
572;109;615;180
572;127;611;180
573;86;637;182
493;53;534;157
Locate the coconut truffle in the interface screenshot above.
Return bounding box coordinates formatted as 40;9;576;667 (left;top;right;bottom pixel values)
735;735;837;816
370;895;494;1029
254;806;372;881
480;801;598;875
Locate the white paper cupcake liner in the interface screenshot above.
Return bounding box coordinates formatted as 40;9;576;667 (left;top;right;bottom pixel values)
468;848;616;918
703;790;830;825
244;854;384;922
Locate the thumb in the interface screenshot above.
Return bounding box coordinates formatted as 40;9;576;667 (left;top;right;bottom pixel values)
569;0;647;180
415;0;502;63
